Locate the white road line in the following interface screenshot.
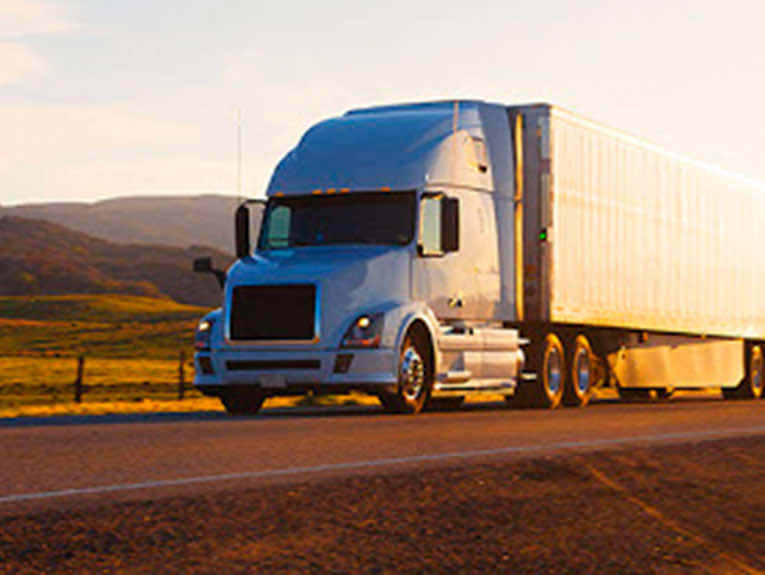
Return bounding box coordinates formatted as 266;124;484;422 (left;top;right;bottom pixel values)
2;426;764;505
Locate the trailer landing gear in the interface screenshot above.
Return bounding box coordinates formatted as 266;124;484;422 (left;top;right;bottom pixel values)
723;344;764;400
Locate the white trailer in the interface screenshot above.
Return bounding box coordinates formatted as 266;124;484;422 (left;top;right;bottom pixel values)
193;101;765;414
512;104;764;404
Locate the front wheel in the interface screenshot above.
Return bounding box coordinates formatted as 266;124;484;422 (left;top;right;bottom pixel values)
379;329;432;414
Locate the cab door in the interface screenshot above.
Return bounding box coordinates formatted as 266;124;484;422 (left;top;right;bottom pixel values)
412;190;476;320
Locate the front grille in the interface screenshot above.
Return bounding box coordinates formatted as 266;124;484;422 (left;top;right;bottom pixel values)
230;284;316;341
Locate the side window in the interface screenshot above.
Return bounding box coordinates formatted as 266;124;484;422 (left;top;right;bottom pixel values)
266;205;291;248
419;195;442;256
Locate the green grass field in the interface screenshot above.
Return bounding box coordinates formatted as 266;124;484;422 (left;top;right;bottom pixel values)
0;294;207;323
0;295;211;414
0;294;209;359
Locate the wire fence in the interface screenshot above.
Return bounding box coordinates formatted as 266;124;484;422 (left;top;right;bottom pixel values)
0;352;200;410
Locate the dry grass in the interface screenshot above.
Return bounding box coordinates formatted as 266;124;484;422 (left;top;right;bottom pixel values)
0;294;214;416
0;397;223;419
0;356;199;411
0;356;185;387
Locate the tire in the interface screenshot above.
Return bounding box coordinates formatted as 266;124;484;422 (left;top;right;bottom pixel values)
220;389;267;415
379;328;433;414
426;397;465;411
563;335;593;407
723;344;764;400
510;333;565;409
617;387;652;401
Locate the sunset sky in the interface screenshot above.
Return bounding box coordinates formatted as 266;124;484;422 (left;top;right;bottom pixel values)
2;0;764;205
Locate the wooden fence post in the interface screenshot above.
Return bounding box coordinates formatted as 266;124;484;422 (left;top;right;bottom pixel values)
74;355;85;403
178;350;186;400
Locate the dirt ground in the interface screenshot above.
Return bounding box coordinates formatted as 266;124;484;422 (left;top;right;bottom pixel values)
1;436;763;574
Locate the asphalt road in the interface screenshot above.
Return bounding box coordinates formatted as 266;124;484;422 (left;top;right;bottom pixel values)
1;397;764;512
1;398;764;573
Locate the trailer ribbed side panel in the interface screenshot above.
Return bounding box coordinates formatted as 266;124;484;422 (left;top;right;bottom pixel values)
549;107;765;339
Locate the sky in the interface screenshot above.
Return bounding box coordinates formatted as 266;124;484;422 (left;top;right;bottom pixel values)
1;0;765;206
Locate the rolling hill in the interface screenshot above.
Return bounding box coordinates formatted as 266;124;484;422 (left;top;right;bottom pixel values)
0;195;264;255
0;216;233;307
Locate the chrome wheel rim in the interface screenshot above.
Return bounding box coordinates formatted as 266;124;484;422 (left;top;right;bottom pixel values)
400;346;425;401
545;346;562;396
575;347;591;395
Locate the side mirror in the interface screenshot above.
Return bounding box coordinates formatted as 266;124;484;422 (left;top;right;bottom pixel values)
193;257;225;290
442;197;460;252
235;204;250;259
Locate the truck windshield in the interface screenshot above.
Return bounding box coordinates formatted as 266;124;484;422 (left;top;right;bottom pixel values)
258;191;415;250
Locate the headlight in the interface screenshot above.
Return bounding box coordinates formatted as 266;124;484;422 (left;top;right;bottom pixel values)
341;313;384;348
195;318;215;351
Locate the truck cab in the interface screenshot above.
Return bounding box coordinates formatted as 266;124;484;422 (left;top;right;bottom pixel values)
193;101;526;414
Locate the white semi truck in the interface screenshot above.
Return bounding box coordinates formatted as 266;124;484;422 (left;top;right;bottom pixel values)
193;100;765;414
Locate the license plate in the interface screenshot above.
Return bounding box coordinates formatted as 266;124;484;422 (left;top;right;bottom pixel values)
259;374;287;388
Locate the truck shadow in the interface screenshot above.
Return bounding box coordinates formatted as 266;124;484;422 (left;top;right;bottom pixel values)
0;395;732;428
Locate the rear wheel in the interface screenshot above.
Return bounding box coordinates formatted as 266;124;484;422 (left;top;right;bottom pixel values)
379;328;433;414
510;333;565;409
723;344;763;400
220;389;267;415
563;335;593;407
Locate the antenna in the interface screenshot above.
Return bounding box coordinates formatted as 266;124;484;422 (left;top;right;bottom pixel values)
236;109;243;201
451;101;459;185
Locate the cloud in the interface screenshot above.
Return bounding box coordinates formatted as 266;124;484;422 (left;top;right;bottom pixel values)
0;104;200;163
0;41;45;85
0;0;77;38
0;105;218;204
0;1;78;85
